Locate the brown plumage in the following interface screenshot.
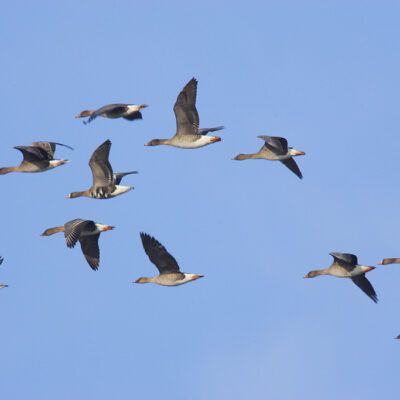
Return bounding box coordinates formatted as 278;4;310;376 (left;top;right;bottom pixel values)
145;78;223;149
304;252;377;303
378;258;400;265
232;136;305;179
66;140;135;199
41;219;114;270
133;233;204;286
0;257;6;289
0;141;72;174
76;104;148;124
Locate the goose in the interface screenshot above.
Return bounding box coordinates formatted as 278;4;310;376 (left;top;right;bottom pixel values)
304;252;377;302
378;258;400;265
40;219;114;270
67;139;136;199
145;78;223;149
76;104;148;124
0;141;72;175
0;257;7;289
232;136;305;179
133;233;204;286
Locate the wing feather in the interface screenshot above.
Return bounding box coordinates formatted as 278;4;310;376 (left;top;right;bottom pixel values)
351;275;378;303
79;235;100;270
173;78;199;135
89;140;115;190
280;158;303;179
140;233;180;275
64;219;95;248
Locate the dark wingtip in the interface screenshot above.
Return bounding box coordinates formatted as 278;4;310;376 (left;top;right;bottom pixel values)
55;143;74;151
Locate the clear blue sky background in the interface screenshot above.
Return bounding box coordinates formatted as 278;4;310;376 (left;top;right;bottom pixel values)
1;1;399;399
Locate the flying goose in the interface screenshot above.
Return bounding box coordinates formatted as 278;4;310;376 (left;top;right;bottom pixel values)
133;233;204;286
145;78;223;149
378;258;400;265
67;139;136;199
304;252;377;303
0;257;6;289
0;141;72;175
41;219;114;270
76;104;148;124
232;136;305;179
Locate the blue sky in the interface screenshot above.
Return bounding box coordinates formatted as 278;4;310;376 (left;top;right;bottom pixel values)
1;1;399;399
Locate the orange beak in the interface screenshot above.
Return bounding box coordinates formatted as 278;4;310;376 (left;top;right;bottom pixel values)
101;226;114;231
191;275;204;280
140;104;148;109
294;151;305;155
210;137;221;143
362;266;375;272
75;113;82;118
378;261;383;265
66;195;71;199
144;143;149;146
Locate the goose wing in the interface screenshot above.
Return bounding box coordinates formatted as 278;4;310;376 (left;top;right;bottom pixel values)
258;136;288;155
89;140;115;190
86;104;129;123
330;252;358;271
123;111;142;121
113;171;138;185
14;146;48;162
64;219;96;248
280;158;303;179
31;142;73;159
96;104;129;117
351;274;378;303
140;233;180;275
79;234;100;270
173;78;199;136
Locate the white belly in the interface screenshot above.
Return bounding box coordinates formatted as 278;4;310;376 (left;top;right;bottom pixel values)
110;185;134;197
173;136;216;149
